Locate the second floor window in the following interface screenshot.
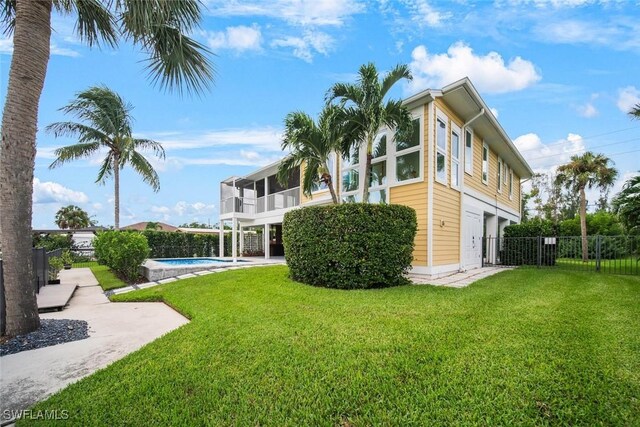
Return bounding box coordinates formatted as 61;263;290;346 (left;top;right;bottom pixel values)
396;118;421;182
341;147;359;194
497;157;503;192
436;117;447;184
482;143;489;185
464;129;473;174
451;126;461;189
509;168;514;199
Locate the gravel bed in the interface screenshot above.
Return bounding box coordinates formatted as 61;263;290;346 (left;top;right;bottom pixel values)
0;319;89;356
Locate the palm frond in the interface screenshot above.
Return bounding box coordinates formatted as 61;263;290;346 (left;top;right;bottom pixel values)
96;152;114;184
629;103;640;120
49;142;102;169
301;158;321;198
128;150;161;191
276;154;301;187
71;0;117;48
380;63;412;98
45;121;110;144
0;0;15;35
132;138;166;160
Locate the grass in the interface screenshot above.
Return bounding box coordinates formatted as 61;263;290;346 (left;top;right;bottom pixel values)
556;257;639;275
72;261;127;291
23;266;640;426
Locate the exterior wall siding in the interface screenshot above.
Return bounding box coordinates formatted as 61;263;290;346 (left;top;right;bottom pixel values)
432;99;462;266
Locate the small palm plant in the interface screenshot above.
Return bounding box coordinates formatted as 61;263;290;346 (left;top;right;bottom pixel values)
48;86;166;229
277;104;345;204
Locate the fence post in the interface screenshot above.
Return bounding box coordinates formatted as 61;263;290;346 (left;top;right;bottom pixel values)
537;236;542;268
595;235;602;272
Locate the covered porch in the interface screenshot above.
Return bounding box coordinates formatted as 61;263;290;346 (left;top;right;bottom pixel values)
218;221;287;261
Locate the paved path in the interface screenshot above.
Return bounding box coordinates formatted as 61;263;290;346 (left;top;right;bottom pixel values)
409;267;513;288
0;268;188;419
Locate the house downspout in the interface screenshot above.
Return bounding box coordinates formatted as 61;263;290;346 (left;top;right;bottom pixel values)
459;108;485;272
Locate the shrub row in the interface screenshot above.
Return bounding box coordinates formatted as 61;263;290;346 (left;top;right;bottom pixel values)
94;231;149;282
140;230;225;258
283;204;417;289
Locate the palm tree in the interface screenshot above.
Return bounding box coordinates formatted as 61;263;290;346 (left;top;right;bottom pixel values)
326;63;413;202
48;86;165;230
276;105;344;204
612;174;640;234
0;0;213;336
55;205;92;229
556;152;618;262
629;104;640;119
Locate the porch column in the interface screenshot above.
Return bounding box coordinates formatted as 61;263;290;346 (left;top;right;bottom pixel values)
219;220;224;257
264;223;270;260
232;217;238;262
485;214;498;265
239;225;244;257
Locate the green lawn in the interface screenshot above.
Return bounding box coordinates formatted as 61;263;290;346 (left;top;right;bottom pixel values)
24;266;640;426
556;257;640;275
72;261;127;291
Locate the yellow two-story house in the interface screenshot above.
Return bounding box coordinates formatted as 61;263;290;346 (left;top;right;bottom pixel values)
219;78;533;277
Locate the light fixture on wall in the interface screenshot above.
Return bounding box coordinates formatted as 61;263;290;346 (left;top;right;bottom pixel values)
440;219;446;227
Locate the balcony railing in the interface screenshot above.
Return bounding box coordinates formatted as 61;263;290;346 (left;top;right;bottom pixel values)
221;187;300;215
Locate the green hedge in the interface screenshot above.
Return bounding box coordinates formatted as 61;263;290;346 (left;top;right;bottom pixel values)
502;220;557;266
283;204;417;289
94;231;150;282
140;230;225;258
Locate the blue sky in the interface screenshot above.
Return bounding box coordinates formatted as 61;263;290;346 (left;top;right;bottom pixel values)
1;0;639;228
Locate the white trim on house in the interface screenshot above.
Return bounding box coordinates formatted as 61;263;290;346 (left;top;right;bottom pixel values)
427;101;435;267
451;122;461;191
463;188;521;221
410;263;461;277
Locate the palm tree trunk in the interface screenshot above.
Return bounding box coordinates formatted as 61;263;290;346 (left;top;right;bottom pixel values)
327;175;339;204
362;135;373;203
114;154;120;230
0;0;52;336
580;186;588;262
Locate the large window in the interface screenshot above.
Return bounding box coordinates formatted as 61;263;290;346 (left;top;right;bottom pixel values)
341;146;360;199
436;116;447;184
369;160;387;187
311;153;336;193
464;129;473;174
482;143;489;185
451;125;461;189
396;118;421;182
369;131;388;199
497;157;503;193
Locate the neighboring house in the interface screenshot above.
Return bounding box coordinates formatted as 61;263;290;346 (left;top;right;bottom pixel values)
33;227;105;249
176;227;219;234
219;78;533;276
121;222;178;232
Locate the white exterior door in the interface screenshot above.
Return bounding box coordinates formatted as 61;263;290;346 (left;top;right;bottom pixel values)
463;210;482;270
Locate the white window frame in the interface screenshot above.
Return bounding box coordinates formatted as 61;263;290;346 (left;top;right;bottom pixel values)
435;110;448;185
464;128;474;175
497;156;503;193
481;142;489;186
393;115;423;186
450;123;461;190
509;168;514;200
503;161;508;185
312;152;337;194
340;146;361;201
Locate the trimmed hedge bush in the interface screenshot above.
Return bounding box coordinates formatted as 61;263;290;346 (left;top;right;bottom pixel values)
94;231;150;282
141;230;224;258
502;220;557;266
283;203;417;289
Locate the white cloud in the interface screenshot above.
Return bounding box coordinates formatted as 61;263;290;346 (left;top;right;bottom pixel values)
204;0;365;26
151;201;216;222
271;30;334;62
617;86;640;113
514;133;586;172
142;126;283;152
205;24;263;53
33;178;89;204
407;42;541;94
533;18;640;52
404;0;452;27
576;102;598;118
0;36;80;57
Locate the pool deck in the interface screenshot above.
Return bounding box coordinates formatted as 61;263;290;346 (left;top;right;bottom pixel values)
129;257;286;294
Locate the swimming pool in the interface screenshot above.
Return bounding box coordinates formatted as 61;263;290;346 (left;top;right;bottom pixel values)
155;258;246;266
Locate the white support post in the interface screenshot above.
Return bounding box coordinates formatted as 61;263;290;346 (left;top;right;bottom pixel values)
264;223;270;260
219;220;224;258
232;218;238;263
239;224;244;258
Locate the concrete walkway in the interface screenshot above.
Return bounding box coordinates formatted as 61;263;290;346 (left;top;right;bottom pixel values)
409;266;513;288
0;268;188;418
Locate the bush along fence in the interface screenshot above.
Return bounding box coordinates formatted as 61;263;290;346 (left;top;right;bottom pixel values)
484;235;640;275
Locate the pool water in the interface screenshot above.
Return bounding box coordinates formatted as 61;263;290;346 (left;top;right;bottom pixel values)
154;258;246;266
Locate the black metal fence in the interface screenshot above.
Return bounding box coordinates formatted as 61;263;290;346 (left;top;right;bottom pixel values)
484;235;640;275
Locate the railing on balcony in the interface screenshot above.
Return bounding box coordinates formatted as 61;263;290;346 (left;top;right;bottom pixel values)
221;187;300;215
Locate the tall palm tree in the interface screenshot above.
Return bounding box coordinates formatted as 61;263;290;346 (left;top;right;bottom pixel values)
276;105;343;204
612;174;640;234
48;86;165;230
556;152;618;262
55;205;92;229
326;63;413;202
0;0;213;336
